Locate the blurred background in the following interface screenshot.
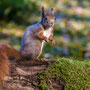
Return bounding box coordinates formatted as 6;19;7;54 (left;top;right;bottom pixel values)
0;0;90;60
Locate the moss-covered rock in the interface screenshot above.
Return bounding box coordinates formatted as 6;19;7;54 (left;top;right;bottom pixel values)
38;58;90;90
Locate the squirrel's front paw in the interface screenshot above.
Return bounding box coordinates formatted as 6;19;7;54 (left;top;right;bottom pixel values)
51;39;55;45
44;37;49;42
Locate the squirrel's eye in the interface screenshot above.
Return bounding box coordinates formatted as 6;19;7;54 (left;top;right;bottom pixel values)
55;17;56;20
45;17;47;20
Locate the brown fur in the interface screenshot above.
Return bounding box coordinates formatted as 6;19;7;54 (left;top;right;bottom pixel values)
0;43;21;85
49;33;55;45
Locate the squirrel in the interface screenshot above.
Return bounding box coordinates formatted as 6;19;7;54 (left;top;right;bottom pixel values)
20;6;55;60
0;6;55;85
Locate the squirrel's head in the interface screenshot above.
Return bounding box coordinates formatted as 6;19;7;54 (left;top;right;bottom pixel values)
41;6;55;29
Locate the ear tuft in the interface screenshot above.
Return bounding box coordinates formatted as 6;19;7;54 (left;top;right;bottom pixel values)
41;6;45;17
41;6;44;11
51;8;54;12
50;8;54;15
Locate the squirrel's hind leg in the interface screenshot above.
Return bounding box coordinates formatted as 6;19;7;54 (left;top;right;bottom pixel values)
33;58;41;60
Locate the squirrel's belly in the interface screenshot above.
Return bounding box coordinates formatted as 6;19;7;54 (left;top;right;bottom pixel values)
37;41;45;57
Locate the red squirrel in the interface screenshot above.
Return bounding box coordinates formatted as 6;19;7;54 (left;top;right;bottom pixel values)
20;6;55;60
0;6;55;85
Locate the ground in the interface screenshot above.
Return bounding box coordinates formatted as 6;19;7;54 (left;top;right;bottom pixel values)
0;59;63;90
0;58;89;90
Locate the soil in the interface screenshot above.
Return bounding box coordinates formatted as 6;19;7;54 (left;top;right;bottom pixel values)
0;59;65;90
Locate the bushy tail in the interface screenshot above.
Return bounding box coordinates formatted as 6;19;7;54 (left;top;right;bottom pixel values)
0;51;9;85
0;43;21;85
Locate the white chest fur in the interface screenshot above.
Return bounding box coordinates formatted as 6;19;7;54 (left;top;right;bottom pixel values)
42;28;52;48
43;28;52;38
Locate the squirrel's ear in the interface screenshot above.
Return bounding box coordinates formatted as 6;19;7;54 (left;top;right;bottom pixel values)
41;6;46;17
50;8;54;15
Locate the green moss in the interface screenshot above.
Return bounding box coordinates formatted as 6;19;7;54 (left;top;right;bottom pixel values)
38;58;90;90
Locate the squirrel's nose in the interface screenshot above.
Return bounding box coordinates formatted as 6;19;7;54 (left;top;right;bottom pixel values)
51;22;53;25
49;22;53;26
